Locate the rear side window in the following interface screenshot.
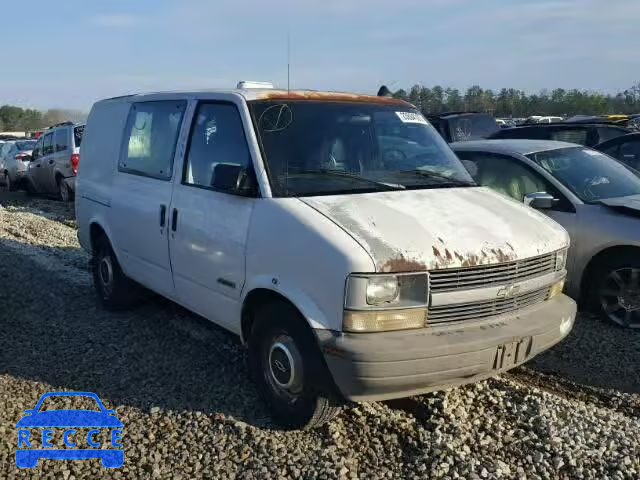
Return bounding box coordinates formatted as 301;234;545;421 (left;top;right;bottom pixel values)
550;129;588;145
74;125;84;147
119;101;186;180
43;132;54;155
54;128;69;152
597;127;627;143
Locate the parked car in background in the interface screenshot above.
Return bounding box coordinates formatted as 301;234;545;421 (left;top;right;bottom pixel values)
489;123;631;147
0;139;37;191
76;84;575;429
26;122;84;201
427;112;500;142
595;133;640;170
537;116;564;124
453;139;640;328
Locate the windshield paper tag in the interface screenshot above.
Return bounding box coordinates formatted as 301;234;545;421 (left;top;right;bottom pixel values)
396;111;428;125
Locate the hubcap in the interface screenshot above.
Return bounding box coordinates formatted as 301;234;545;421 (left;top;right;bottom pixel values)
266;335;304;399
99;256;114;295
600;267;640;328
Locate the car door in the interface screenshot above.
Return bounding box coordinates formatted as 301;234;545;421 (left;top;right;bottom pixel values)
168;99;257;333
53;127;71;180
27;136;44;190
108;99;187;299
38;131;56;193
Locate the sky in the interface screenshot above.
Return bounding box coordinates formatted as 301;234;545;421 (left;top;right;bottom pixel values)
2;0;639;111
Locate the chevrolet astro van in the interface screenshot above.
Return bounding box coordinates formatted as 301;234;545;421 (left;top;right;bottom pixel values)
76;82;576;429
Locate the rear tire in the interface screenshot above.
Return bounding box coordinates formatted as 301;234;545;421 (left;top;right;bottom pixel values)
92;235;141;310
57;176;72;202
587;253;640;328
248;301;343;430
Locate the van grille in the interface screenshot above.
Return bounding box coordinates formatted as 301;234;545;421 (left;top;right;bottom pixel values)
429;252;557;293
428;286;551;325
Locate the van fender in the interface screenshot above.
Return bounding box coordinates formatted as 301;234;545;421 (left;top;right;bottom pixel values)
241;275;335;334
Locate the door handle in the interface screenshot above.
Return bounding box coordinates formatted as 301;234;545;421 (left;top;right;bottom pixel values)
171;208;178;232
35;164;41;168
160;205;167;227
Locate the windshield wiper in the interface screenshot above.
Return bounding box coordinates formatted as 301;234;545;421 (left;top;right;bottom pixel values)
398;169;477;187
294;169;406;190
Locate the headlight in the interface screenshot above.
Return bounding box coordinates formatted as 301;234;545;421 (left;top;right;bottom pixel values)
365;276;399;305
555;248;567;271
344;273;429;332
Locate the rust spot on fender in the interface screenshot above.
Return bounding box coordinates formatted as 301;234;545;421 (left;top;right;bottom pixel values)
381;254;427;273
444;249;453;261
256;90;411;106
432;246;442;257
454;252;464;262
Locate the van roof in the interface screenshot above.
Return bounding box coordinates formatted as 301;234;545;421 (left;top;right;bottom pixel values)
103;88;412;106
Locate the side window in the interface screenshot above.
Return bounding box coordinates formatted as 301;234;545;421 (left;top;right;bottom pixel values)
457;151;572;211
600;143;620;159
32;138;43;159
550;128;588;145
618;141;640;170
183;102;252;192
120;101;186;180
55;128;69;152
43;133;54;156
597;127;626;144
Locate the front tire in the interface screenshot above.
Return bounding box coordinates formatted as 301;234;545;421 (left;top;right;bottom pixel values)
92;236;141;310
588;254;640;328
248;301;343;430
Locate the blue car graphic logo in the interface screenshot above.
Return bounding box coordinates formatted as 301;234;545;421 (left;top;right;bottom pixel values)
15;391;123;468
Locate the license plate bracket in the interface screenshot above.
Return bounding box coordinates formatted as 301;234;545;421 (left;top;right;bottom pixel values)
493;338;531;370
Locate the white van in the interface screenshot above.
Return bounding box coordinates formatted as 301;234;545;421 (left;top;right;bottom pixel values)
76;84;576;429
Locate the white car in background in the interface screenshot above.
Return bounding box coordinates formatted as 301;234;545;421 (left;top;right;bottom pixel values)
0;139;37;191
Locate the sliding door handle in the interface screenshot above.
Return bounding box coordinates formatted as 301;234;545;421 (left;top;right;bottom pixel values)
171;208;178;232
160;205;167;227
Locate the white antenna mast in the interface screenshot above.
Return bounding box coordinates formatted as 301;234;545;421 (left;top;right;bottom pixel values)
287;31;291;93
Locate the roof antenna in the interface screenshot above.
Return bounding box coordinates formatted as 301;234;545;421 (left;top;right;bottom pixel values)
287;31;291;93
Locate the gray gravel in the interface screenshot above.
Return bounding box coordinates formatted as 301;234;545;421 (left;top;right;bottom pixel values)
1;191;639;479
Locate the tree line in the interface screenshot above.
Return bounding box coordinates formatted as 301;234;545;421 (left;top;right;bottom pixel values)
0;106;87;132
393;82;640;117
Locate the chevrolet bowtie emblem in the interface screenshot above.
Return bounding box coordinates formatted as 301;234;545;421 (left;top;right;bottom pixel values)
497;284;521;298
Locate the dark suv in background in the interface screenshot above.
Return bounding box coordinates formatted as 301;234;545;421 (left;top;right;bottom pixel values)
427;112;500;143
27;122;84;201
489;123;630;147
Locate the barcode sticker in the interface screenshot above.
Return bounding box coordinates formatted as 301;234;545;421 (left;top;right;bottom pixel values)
395;111;428;124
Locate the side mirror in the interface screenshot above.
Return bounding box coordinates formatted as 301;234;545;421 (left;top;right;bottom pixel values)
524;192;555;210
211;163;257;196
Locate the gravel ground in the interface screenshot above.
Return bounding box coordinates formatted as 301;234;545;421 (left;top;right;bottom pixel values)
1;191;639;479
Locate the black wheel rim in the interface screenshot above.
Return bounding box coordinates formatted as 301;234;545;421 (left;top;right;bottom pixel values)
599;267;640;328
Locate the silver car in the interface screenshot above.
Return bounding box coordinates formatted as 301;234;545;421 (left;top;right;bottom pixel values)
452;139;640;328
0;139;37;191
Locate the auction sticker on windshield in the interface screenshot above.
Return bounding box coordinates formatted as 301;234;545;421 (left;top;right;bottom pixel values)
395;111;429;124
15;391;123;469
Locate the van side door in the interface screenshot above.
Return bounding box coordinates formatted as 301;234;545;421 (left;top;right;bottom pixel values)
168;100;257;333
108;100;187;299
36;132;55;193
53;126;72;181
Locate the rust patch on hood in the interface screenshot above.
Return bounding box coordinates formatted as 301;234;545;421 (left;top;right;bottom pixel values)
381;254;428;273
256;90;411;106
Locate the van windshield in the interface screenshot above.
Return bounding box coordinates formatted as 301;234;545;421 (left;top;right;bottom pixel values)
249;101;475;197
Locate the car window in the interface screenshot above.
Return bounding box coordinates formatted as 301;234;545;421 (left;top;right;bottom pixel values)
74;125;84;147
32;137;43;159
597;127;627;143
54;128;69;152
550;129;588;145
527;147;640;202
183;102;252;192
43;132;54;156
618;140;640;170
120;101;186;180
457;150;572;210
0;143;11;158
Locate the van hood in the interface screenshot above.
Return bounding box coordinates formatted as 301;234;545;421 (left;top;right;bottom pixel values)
300;187;568;272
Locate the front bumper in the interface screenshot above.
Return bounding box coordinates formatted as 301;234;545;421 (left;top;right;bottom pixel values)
316;294;576;402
